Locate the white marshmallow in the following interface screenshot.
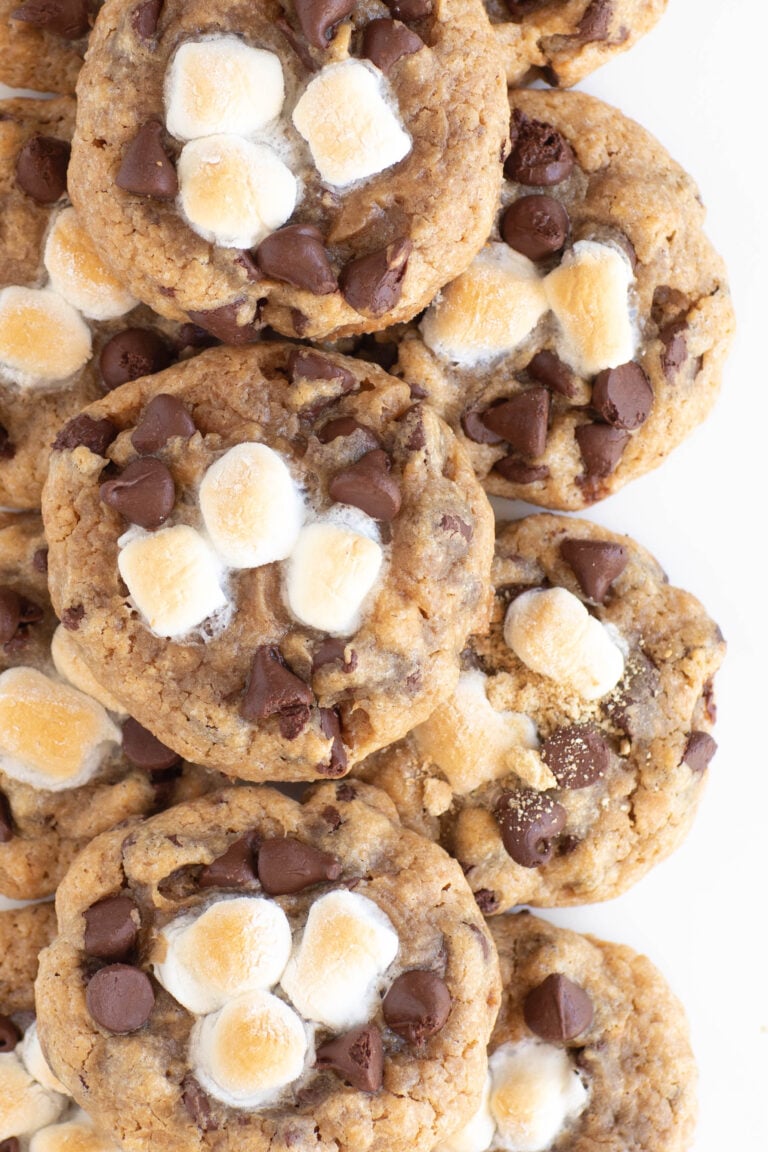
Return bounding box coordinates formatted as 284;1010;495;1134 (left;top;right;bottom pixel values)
285;520;383;636
50;625;128;716
191;990;309;1109
420;245;549;366
30;1111;122;1152
178;134;297;250
43;208;137;321
199;443;305;570
503;588;624;701
488;1040;588;1152
281;890;398;1031
117;524;227;638
0;1051;68;1141
434;1071;495;1152
292;60;411;187
166;37;285;141
20;1024;71;1097
153;896;293;1015
0;667;121;792
0;286;92;386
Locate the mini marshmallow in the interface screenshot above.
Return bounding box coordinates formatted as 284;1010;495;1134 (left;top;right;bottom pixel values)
20;1023;71;1097
488;1040;588;1152
285;520;383;635
43;208;138;321
292;59;411;187
503;588;624;701
0;667;121;792
434;1072;495;1152
30;1111;122;1152
154;897;293;1015
166;37;285;141
117;524;227;638
50;625;128;716
0;1051;68;1141
545;240;635;376
0;286;92;385
178;134;297;249
199;443;304;569
191;990;308;1109
420;244;549;366
413;670;542;795
280;889;398;1030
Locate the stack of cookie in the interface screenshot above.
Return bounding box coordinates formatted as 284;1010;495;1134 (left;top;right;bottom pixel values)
0;1;734;1150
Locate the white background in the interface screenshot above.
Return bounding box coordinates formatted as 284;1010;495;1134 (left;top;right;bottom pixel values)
1;1;766;1148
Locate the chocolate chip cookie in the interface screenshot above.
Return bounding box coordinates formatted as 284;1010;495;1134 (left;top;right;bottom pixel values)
355;514;725;913
35;783;500;1152
67;0;508;342
396;89;735;510
0;512;56;675
0;0;94;95
42;342;494;780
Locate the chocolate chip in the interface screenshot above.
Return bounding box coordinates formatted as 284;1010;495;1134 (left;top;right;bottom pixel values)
660;319;688;378
32;547;49;573
86;964;154;1033
682;731;717;774
473;888;499;914
0;426;14;460
317;417;380;451
481;388;550;457
575;423;629;478
100;458;175;530
591;362;652;430
199;832;259;889
241;646;314;739
335;782;357;801
52;415;116;455
294;0;356;47
0;790;14;842
505;112;574;186
315;1024;383;1092
11;0;89;37
122;717;181;771
312;637;357;674
0;1014;20;1052
602;651;659;738
182;1075;218;1131
495;790;567;868
61;604;84;630
186;301;261;344
461;408;505;445
362;18;424;72
288;349;357;392
383;0;431;18
0;589;22;645
176;323;219;351
100;329;173;391
493;457;550;484
524;973;594;1041
317;707;348;776
0;1139;21;1152
84;895;140;961
577;0;612;41
15;135;70;204
116;121;178;199
439;514;472;542
501;195;569;261
382;971;451;1044
328;449;401;520
559;537;628;604
132;0;162;39
321;805;342;829
257;836;342;895
256;224;337;295
541;724;611;788
131;394;196;454
340;239;412;317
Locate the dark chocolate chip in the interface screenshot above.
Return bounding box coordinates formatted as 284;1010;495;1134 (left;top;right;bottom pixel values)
505;112;574;185
317;417;380;450
312;637;357;674
60;604;84;630
131;394;196;455
122;717;181;771
473;888;499;914
199;831;259;889
501;195;569;261
0;1139;21;1152
682;731;717;774
575;423;629;478
382;971;451;1044
288;349;357;391
52;415;116;455
182;1075;218;1131
32;547;49;573
493;457;550;484
315;1024;383;1092
660;319;688;378
591;362;652;430
0;589;23;645
495;789;567;868
577;0;612;41
0;1014;20;1052
15;135;70;204
84;895;140;961
461;408;505;445
132;0;162;39
321;805;342;829
256;224;337;295
116;121;177;200
11;0;89;38
317;707;348;776
241;646;314;738
524;973;594;1041
0;790;14;843
439;514;472;542
100;328;173;391
100;457;175;530
559;537;628;603
294;0;356;47
383;0;431;18
481;388;550;457
86;964;154;1033
186;301;261;344
340;239;412;317
257;836;342;895
176;323;219;351
328;449;401;520
541;724;611;788
602;651;659;738
362;18;424;72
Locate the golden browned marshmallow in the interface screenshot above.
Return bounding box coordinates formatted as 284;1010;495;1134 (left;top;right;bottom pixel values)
50;626;128;716
0;287;92;386
487;1041;588;1152
285;519;383;635
20;1024;71;1097
0;1051;68;1141
43;209;138;322
29;1110;122;1152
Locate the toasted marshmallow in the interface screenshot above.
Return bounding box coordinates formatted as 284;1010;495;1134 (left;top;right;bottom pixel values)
51;625;128;716
43;208;137;321
166;37;285;141
413;670;542;795
20;1023;70;1097
199;443;305;570
488;1040;588;1152
192;990;308;1109
421;244;549;366
503;588;624;701
0;1051;68;1141
178;135;297;250
280;890;398;1030
30;1111;122;1152
154;897;293;1015
545;241;635;376
292;59;411;187
285;519;383;635
0;286;92;386
435;1071;495;1152
117;524;227;638
0;667;121;792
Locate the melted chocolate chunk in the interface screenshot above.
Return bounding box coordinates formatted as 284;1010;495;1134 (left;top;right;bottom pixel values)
199;832;259;889
84;895;140;961
294;0;356;47
659;318;688;378
15;135;70;204
315;1024;383;1092
495;790;567;867
122;717;181;771
132;0;162;39
52;415;116;455
575;423;629;478
382;971;451;1044
524;973;594;1041
461;408;504;445
439;514;472;542
602;652;659;739
577;0;612;41
11;0;89;38
317;707;348;776
131;394;196;454
60;604;84;630
256;224;337;294
473;888;499;914
186;301;262;344
340;239;412;317
505;111;574;185
86;964;155;1033
182;1075;218;1131
501;195;569;261
362;18;424;72
559;537;628;603
481;388;550;457
100;328;173;391
682;731;717;774
288;349;356;391
312;637;358;674
116;121;178;199
257;836;342;895
493;457;550;484
328;449;401;520
99;458;175;531
317;417;380;450
241;646;314;738
541;723;611;788
591;362;652;430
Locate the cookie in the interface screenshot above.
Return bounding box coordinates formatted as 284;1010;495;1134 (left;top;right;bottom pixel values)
34;782;500;1152
41;342;494;780
0;0;93;95
0;512;56;675
355;514;725;913
0;902;56;1015
67;0;508;342
437;911;696;1152
395;89;735;510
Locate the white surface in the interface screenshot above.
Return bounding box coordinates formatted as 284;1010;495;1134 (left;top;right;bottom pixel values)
1;1;766;1147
